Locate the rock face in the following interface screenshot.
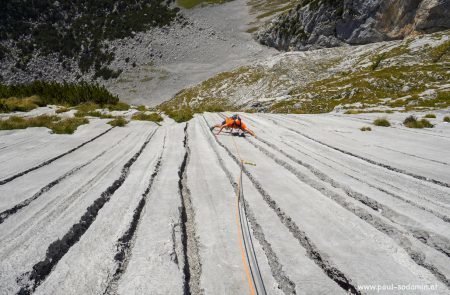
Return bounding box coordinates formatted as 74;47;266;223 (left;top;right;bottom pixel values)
256;0;450;51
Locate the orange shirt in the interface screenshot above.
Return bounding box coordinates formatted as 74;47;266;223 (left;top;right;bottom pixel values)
225;117;247;130
225;117;235;127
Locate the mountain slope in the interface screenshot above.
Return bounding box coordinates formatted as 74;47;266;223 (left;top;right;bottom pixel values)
159;30;450;116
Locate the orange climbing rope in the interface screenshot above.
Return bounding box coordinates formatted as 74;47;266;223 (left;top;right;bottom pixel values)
231;133;256;295
216;113;265;295
235;161;257;295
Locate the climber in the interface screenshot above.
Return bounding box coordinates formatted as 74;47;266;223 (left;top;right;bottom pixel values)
210;114;256;137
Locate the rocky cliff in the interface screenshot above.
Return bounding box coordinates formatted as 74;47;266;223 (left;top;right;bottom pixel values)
256;0;450;51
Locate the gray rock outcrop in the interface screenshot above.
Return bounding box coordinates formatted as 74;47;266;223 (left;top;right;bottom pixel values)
256;0;450;51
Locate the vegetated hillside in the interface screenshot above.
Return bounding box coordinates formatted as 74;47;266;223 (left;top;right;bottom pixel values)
159;30;450;117
0;0;181;82
256;0;450;51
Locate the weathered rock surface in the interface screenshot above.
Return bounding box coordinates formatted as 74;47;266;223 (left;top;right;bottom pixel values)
256;0;450;51
1;113;450;294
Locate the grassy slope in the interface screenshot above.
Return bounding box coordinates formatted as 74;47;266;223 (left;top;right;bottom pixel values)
0;115;89;134
0;81;133;134
275;36;450;113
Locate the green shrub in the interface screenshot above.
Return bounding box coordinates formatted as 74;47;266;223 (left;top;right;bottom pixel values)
106;102;130;111
403;115;417;127
55;107;70;114
0;115;56;130
163;108;194;123
108;117;128;127
75;103;99;117
76;110;113;119
444;116;450;122
360;126;372;131
51;117;89;134
419;119;433;128
0;96;41;113
73;103;114;118
373;118;391;127
132;112;163;122
0;81;118;106
136;105;147;112
75;102;100;112
403;115;434;128
0;115;88;134
423;113;436;118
